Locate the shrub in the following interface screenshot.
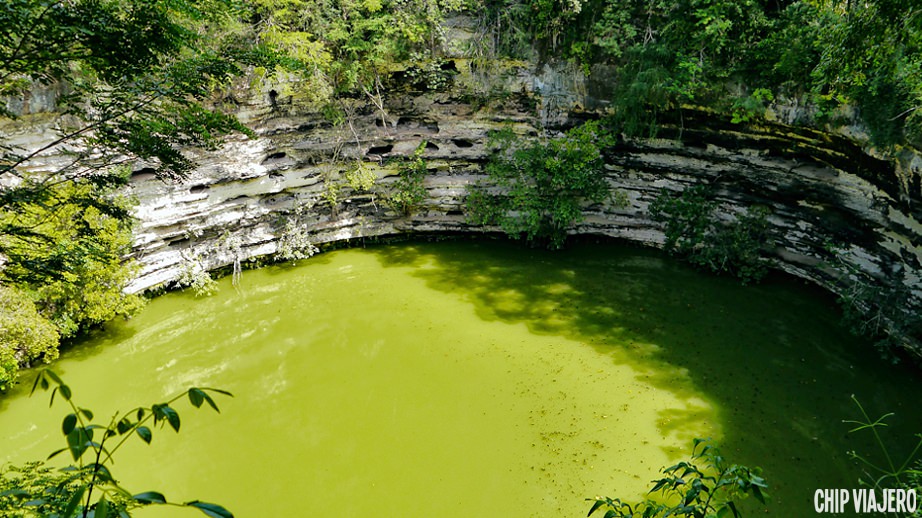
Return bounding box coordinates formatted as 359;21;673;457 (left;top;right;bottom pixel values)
465;121;615;248
650;186;772;284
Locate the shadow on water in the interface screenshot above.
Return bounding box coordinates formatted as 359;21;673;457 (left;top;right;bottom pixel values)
374;237;922;515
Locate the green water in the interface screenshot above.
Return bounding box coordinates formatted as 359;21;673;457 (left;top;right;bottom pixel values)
2;240;921;517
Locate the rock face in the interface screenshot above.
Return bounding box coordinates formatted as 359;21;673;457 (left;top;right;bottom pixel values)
5;57;921;360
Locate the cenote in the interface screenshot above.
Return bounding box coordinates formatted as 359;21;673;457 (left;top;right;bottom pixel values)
1;239;921;517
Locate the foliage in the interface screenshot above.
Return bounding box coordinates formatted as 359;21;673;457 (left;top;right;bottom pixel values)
0;286;59;391
0;179;144;338
344;162;378;192
830;248;922;364
0;369;234;518
845;395;922;511
249;0;464;99
588;438;768;518
275;211;320;262
650;186;771;284
0;178;143;388
387;142;429;216
0;462;85;517
476;0;922;146
731;88;774;124
177;257;219;297
0;0;263;384
465;121;614;249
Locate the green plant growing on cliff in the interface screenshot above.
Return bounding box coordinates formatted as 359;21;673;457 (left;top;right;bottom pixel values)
177;254;218;297
386;142;429;216
827;245;922;364
275;209;320;262
731;88;775;124
0;369;234;518
588;438;768;518
465;121;614;249
0;0;269;385
650;186;772;284
345;162;378;192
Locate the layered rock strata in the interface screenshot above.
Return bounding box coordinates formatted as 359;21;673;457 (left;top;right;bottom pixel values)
5;60;921;360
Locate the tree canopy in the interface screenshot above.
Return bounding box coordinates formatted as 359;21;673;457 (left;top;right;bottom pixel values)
0;0;264;386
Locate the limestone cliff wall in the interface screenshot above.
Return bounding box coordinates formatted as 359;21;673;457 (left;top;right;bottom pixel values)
4;57;921;359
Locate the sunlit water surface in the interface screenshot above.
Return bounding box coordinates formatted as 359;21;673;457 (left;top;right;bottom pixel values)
2;240;920;517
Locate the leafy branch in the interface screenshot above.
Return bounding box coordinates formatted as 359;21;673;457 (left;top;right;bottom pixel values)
588;438;768;518
0;369;236;518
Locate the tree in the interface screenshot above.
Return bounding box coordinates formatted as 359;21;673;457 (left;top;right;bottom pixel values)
465;121;616;249
1;0;251;277
0;369;234;518
0;0;262;384
0;285;59;390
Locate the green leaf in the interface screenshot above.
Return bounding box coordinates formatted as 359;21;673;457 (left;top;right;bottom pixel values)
186;501;234;518
67;427;93;460
188;388;205;408
588;499;606;516
45;370;64;386
47;447;67;460
62;484;87;518
60;384;72;400
201;392;220;413
95;496;110;518
89;463;115;484
133;491;168;504
63;413;78;435
162;405;181;432
30;371;47;395
0;489;30;499
80;408;94;420
136;425;152;444
116;417;133;434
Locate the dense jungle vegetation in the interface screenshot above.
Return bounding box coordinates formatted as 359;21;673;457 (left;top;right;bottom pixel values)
1;0;920;391
1;2;921;516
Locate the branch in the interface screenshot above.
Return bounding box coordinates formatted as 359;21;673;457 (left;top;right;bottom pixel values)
0;91;163;178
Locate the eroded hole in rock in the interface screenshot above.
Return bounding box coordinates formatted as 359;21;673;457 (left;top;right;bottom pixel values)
452;139;474;148
131;167;158;181
368;144;394;155
262;152;289;165
425;141;439;151
190;185;209;195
